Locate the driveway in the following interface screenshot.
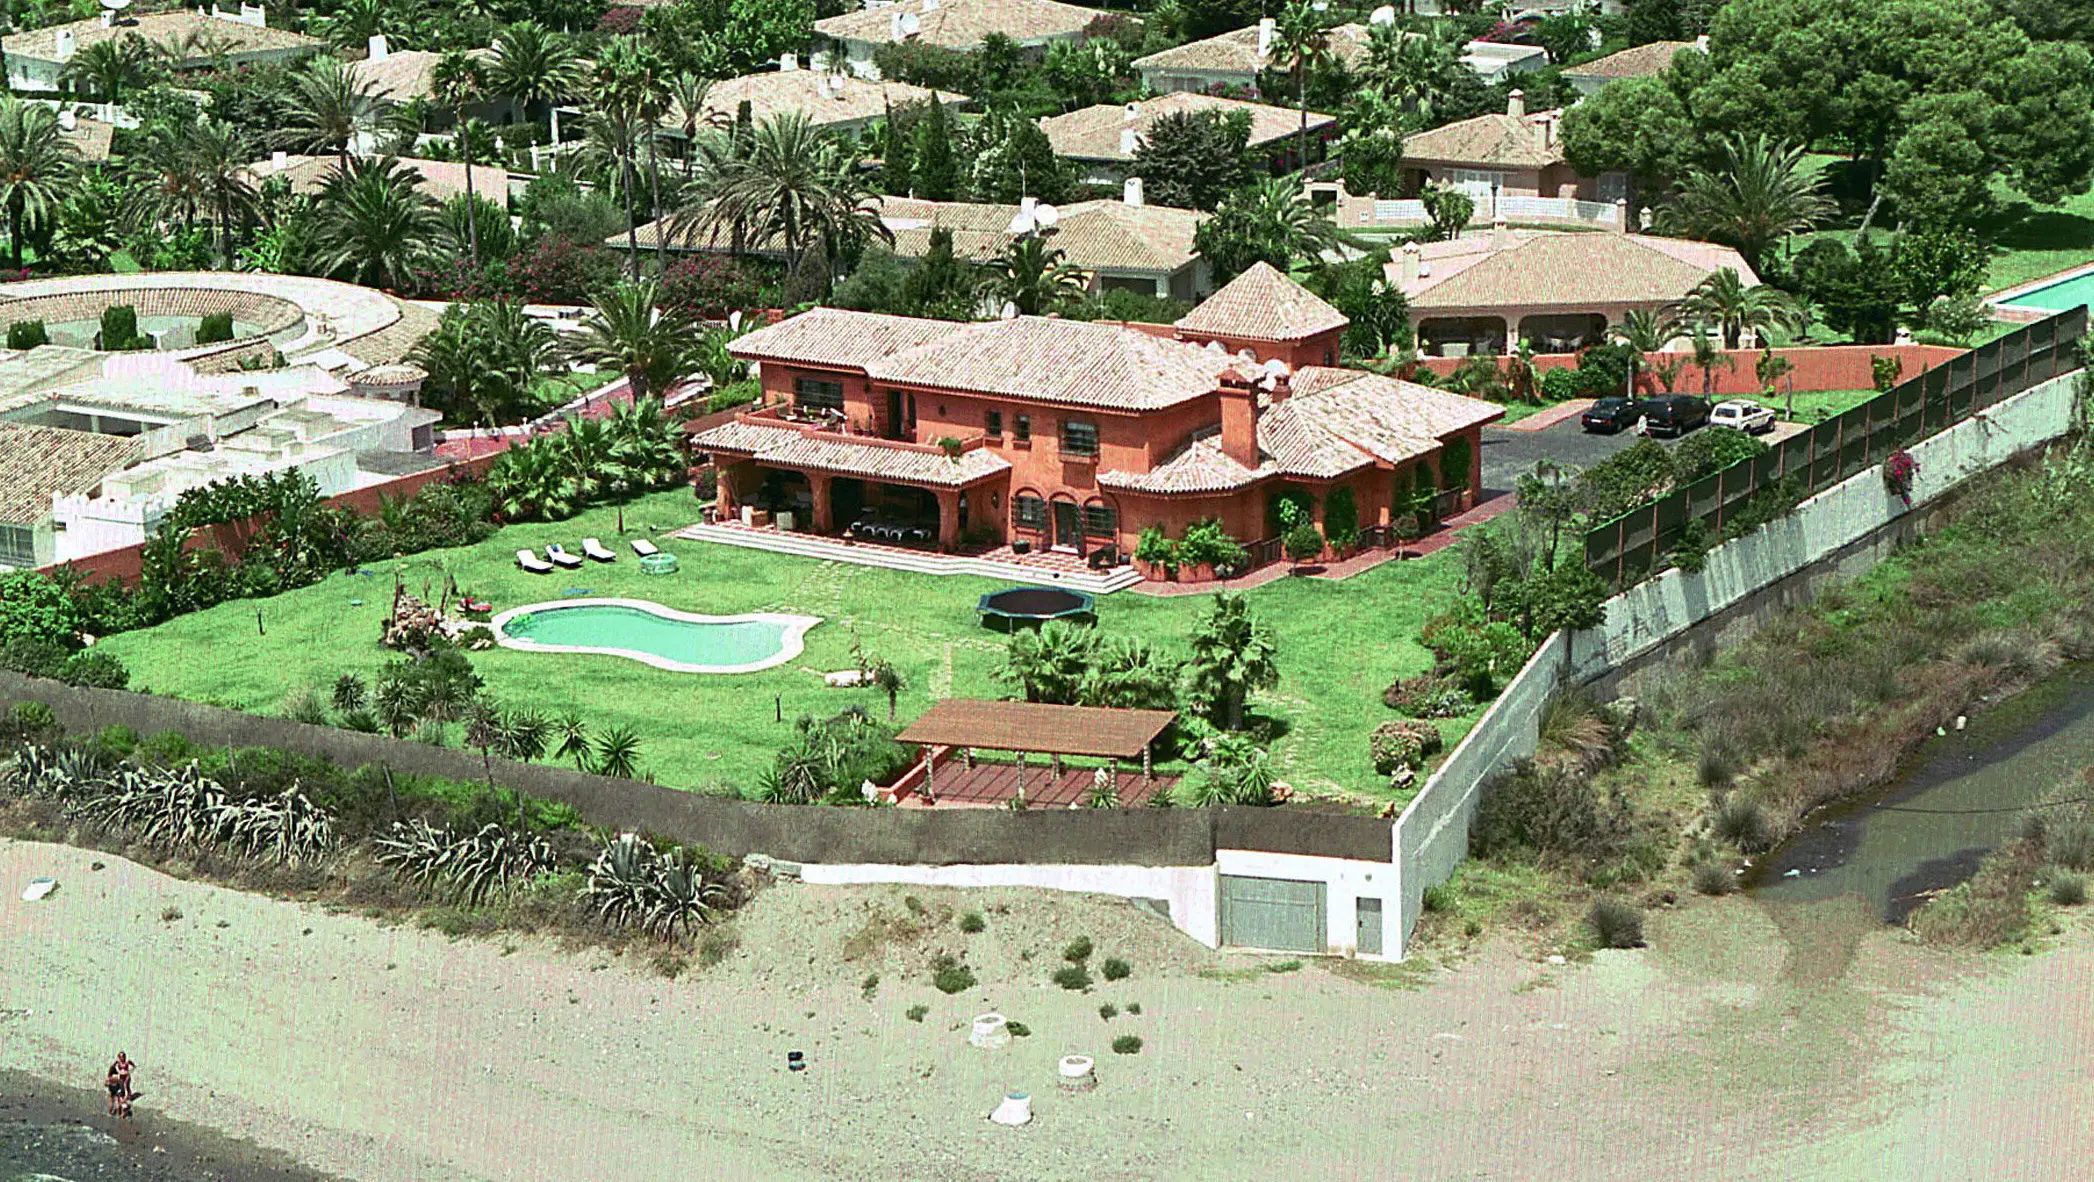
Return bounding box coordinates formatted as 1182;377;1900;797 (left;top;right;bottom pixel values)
1479;418;1660;495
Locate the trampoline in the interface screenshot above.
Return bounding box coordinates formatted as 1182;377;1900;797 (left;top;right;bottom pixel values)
976;586;1095;630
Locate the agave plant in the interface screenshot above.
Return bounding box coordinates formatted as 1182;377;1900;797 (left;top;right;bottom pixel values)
85;761;231;853
645;847;729;941
375;819;555;905
2;743;102;801
223;782;338;865
583;833;655;929
583;834;729;940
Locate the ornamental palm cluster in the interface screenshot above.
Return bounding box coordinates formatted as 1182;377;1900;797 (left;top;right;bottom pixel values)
583;834;732;941
483;395;689;521
374;819;556;906
3;745;336;863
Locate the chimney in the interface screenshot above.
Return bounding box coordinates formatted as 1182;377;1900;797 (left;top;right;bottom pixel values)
1506;89;1525;119
1218;365;1260;469
367;33;389;60
1399;242;1420;285
1612;197;1628;233
1694;34;1710;52
1490;219;1509;251
100;10;114;26
1256;17;1275;58
54;28;75;61
240;2;265;26
1537;112;1556;150
1119;127;1139;155
1267;369;1292;404
779;52;799;71
271;149;288;167
1123;176;1143;207
890;9;906;40
1123;101;1140;121
56;108;75;131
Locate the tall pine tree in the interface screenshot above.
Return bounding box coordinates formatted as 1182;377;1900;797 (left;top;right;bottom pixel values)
912;96;959;200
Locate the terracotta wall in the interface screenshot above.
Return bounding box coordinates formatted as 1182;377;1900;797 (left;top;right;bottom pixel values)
42;453;500;588
1412;343;1964;397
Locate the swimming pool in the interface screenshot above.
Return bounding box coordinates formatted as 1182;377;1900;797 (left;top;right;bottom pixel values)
1996;266;2094;313
489;599;820;673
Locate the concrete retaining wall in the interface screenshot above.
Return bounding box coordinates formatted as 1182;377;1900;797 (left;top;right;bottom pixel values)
1388;369;2084;959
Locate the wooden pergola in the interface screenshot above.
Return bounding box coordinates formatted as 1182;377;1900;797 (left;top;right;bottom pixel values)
894;699;1177;805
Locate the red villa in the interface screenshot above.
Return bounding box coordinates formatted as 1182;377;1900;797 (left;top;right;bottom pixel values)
693;264;1503;567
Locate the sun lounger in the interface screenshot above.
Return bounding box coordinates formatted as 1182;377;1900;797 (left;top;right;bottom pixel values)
545;543;584;569
631;538;661;558
582;537;617;563
516;549;554;574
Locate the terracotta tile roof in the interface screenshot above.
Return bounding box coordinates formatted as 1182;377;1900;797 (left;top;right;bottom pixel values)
1175;261;1347;341
866;316;1238;410
245;154;508;204
728;307;968;371
1403;108;1566;169
1043;91;1333;161
1393;230;1756;310
56;114;113;162
896;698;1177;757
1132;21;1372;78
0;422;136;524
879;196;1204;274
348;47;497;102
817;0;1109;49
692;70;960;130
1102;364;1500;494
693;418;1011;487
4;11;321;63
1564;40;1695;81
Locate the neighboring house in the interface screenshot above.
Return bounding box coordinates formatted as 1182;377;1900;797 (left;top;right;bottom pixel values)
245;152;510;205
817;0;1117;79
348;38;513;128
0;349;439;567
1394;0;1624;11
1401;90;1624;210
1043;92;1336;187
1563;39;1700;97
625;57;965;142
614;191;1212;299
691;263;1498;559
2;7;323;94
1133;20;1539;95
1389;226;1756;357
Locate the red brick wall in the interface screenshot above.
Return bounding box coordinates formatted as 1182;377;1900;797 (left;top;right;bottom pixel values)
1412;343;1964;397
42;453;501;588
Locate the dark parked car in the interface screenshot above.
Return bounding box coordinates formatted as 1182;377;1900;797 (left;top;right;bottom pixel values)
1580;397;1646;434
1639;395;1712;438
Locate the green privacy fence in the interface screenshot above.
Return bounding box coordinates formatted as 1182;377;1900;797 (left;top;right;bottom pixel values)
1583;308;2089;586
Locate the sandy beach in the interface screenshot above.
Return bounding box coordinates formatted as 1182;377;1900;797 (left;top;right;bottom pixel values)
4;836;2093;1181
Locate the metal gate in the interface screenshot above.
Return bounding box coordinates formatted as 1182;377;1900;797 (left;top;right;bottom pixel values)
1356;896;1383;956
1219;875;1325;953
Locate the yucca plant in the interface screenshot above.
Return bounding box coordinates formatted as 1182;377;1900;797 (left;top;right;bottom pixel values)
375;819;555;905
223;781;337;865
86;762;231;854
2;743;100;800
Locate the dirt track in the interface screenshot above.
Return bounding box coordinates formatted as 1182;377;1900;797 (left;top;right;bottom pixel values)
3;838;2090;1181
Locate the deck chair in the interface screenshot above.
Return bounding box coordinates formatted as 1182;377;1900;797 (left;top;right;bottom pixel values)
631;538;661;558
516;549;554;574
545;543;584;569
582;537;617;563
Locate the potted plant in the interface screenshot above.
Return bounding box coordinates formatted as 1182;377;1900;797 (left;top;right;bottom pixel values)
1133;525;1180;581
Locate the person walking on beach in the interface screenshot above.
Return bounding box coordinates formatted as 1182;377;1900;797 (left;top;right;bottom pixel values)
105;1052;134;1119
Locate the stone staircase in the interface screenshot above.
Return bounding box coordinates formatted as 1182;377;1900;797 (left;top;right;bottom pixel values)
675;522;1144;595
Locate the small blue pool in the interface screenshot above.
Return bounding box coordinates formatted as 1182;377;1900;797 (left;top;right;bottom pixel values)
1997;268;2094;313
490;598;819;673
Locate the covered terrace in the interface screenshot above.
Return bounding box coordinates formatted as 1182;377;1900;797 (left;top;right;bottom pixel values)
888;699;1179;808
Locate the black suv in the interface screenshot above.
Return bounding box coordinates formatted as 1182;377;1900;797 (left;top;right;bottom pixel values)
1638;395;1711;438
1580;397;1646;434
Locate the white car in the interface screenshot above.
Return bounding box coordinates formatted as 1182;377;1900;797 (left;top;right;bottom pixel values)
1710;399;1776;434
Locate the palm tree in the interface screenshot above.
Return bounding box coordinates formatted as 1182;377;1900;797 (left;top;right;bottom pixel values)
579;76;647;276
306;156;443;289
61;35;161;103
1194;175;1344;281
1361;21;1463;127
486;439;582;520
489;22;582;127
1675;267;1803;350
593;725;642;779
1272;0;1333;171
0;98;78;268
596;39;672;275
564;280;696;399
1683;323;1733;398
604;395;688;488
668;72;716;183
432;50;488;267
1610;307;1676;396
1661;134;1835;275
981;233;1086;316
1002;621;1098;705
1186;592;1278;731
554;712;592;768
186;118;259;268
276;56;388;170
675;111;891;286
122;122;207;238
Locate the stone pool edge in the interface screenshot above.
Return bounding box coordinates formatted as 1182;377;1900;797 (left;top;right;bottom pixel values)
487;597;822;674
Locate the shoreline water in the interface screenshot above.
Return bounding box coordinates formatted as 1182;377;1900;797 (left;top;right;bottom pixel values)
0;1070;339;1182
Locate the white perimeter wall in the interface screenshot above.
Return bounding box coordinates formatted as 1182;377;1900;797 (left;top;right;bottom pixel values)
1216;848;1402;957
1391;369;2083;960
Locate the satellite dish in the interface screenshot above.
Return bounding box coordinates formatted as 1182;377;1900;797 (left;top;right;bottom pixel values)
100;0;133;11
1006;210;1036;235
1369;5;1395;25
1033;204;1059;229
728;310;743;332
1262;358;1291;379
898;12;920;35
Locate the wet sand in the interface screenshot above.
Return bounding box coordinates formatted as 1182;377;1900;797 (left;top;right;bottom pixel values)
0;1071;336;1182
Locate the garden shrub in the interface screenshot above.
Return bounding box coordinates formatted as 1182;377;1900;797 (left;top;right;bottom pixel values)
7;319;46;349
930;954;976;994
1100;956;1131;981
1098;1002;1118;1020
1283;520;1325;564
2049;871;2086;906
706;378;760;413
1111;1035;1143;1054
98;305;144;351
906;1004;929;1022
1420;603;1536;698
958;910;985;933
1063;935;1093;962
1585;897;1644;948
1569;343;1636;399
1709;793;1775;853
1052;964;1092;991
1692;861;1736;896
1674;426;1768;484
1323;487;1359;551
1538;367;1578;401
1134;525;1180;576
1370;720;1443;774
1470;759;1639;867
196;311;235;345
1177;518;1246;572
1383;674;1474;719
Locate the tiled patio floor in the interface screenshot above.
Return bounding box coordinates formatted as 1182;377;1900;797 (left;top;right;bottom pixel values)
896;760;1176;808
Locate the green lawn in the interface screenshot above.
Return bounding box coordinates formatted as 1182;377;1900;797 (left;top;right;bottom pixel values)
529;369;621;409
1771;387;1877;423
98;489;1475;805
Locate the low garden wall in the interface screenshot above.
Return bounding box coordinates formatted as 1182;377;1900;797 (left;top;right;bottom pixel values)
1388;367;2085;959
1412;342;1962;397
